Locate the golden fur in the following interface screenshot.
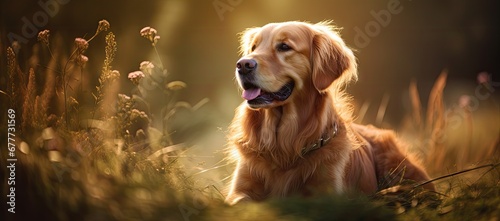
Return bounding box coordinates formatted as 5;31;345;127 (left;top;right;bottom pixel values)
226;21;434;205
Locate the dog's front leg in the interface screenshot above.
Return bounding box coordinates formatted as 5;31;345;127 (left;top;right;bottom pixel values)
225;161;265;205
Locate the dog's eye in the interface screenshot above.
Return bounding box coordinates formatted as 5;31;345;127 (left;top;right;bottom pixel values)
251;45;256;52
277;43;292;52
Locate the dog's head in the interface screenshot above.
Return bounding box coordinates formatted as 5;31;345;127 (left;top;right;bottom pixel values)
235;21;357;109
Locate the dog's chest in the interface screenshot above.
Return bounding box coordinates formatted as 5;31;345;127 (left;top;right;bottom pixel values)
254;157;336;197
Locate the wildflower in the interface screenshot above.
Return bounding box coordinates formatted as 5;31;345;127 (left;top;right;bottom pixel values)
477;72;490;84
118;94;131;101
140;26;160;46
153;36;160;45
100;69;120;85
128;71;145;85
38;30;50;46
129;109;150;132
97;19;110;33
117;94;132;107
109;70;120;81
75;55;88;66
74;38;89;52
140;27;157;37
139;61;154;75
459;95;471;109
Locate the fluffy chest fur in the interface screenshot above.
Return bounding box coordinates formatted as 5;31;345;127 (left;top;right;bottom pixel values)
238;131;353;199
226;98;355;203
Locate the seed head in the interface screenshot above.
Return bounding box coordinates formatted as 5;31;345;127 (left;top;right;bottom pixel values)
38;30;50;46
11;41;21;54
97;19;110;32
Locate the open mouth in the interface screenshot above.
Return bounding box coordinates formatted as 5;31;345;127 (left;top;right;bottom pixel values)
241;81;295;107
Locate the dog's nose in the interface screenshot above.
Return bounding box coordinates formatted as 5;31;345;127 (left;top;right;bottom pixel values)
236;58;257;75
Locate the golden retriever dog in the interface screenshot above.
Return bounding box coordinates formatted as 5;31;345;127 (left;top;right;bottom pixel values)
226;21;434;205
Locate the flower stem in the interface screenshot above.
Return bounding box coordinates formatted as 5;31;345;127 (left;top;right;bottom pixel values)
153;46;164;70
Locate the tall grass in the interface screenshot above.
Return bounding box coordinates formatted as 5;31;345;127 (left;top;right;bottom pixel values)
1;20;211;221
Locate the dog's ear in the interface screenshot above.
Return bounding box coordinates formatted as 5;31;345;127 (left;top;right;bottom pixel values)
239;27;261;56
311;25;357;92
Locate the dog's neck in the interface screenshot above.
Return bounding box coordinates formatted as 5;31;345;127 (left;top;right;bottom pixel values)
301;121;338;155
231;88;339;168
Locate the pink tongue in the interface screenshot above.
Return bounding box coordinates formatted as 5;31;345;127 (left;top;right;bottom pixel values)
242;88;261;100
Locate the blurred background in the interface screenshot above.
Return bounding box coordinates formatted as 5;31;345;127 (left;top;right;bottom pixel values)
2;1;498;110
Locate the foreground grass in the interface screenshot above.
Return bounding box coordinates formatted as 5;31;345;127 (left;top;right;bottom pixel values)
2;144;498;221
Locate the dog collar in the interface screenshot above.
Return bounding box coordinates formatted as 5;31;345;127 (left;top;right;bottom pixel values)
301;122;338;155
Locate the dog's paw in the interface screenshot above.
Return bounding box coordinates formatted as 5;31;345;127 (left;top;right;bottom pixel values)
225;194;251;205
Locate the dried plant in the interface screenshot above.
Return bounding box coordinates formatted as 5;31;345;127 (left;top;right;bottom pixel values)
94;32;118;114
37;29;59;68
97;19;110;33
35;50;58;130
409;80;422;130
99;70;121;118
21;68;36;133
37;29;50;46
140;26;164;69
57;20;111;127
0;18;214;221
403;69;500;176
102;32;117;73
114;94;134;138
425;70;447;138
7;47;18;107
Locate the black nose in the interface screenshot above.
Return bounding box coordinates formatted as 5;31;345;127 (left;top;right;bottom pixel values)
236;58;257;75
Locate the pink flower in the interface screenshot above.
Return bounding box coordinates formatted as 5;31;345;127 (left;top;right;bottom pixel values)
75;55;88;66
153;36;160;45
140;27;157;37
459;95;470;109
140;26;160;46
128;71;145;85
477;72;490;84
139;61;154;75
74;38;89;52
118;94;131;101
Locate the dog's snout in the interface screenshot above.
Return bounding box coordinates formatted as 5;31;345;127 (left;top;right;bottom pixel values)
236;58;257;75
